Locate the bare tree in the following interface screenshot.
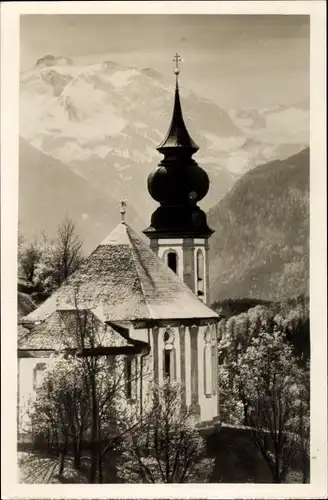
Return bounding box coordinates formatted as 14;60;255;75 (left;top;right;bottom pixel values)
52;218;84;287
18;241;42;284
30;218;84;295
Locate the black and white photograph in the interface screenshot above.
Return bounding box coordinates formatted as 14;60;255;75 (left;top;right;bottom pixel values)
1;1;327;497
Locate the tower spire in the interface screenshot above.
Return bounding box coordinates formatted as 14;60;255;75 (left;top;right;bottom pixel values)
144;56;214;307
144;55;213;239
157;53;198;153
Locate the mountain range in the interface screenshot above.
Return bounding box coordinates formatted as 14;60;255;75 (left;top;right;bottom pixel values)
208;148;309;302
20;57;308;223
19;56;309;300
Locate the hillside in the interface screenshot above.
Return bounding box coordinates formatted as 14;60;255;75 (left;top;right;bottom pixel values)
208;148;309;302
19;138;145;254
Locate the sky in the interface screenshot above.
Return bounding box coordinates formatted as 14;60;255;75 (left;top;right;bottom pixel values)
20;14;309;108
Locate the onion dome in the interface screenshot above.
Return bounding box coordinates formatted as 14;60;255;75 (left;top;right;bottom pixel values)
144;54;213;238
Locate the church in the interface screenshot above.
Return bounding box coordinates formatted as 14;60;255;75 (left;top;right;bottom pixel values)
18;55;220;434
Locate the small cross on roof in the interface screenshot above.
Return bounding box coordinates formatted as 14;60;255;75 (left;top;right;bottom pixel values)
120;199;127;223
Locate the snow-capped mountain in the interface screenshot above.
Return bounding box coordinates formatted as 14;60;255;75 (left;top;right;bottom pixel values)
19;137;145;254
214;99;309;176
20;56;309;228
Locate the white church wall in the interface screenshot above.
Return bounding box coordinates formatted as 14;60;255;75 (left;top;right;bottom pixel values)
17;320;218;436
197;325;218;423
128;324;149;343
18;356;54;434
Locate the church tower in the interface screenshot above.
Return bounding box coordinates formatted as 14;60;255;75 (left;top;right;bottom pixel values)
144;54;214;305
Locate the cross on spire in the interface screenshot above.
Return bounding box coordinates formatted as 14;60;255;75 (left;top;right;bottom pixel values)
120;199;127;223
173;52;181;76
155;53;199;154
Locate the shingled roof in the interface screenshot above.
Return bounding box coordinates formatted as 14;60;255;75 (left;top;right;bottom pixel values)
18;309;146;352
23;223;218;325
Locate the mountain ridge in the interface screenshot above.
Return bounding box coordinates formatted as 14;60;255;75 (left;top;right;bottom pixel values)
20;58;308;222
19;58;309;301
208;148;309;302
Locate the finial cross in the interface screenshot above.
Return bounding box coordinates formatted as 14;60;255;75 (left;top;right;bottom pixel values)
173;52;181;75
120;199;127;223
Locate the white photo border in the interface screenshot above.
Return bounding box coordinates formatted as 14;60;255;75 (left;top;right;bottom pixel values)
1;1;327;498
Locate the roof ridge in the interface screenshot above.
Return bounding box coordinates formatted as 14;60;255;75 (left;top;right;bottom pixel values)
99;222;130;246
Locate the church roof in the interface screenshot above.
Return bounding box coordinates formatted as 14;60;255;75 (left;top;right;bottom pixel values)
23;223;218;325
18;309;142;351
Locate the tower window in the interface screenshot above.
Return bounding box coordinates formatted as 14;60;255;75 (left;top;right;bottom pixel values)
167;251;178;274
196;249;205;298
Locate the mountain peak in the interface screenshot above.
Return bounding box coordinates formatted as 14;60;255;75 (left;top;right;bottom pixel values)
141;67;165;82
101;60;121;71
35;54;73;69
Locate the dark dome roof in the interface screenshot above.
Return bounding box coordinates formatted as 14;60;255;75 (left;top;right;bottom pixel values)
147;161;209;205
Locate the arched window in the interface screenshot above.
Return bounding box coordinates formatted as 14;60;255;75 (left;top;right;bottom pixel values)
163;328;176;381
167;251;178;274
33;362;47;391
196;249;205;298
